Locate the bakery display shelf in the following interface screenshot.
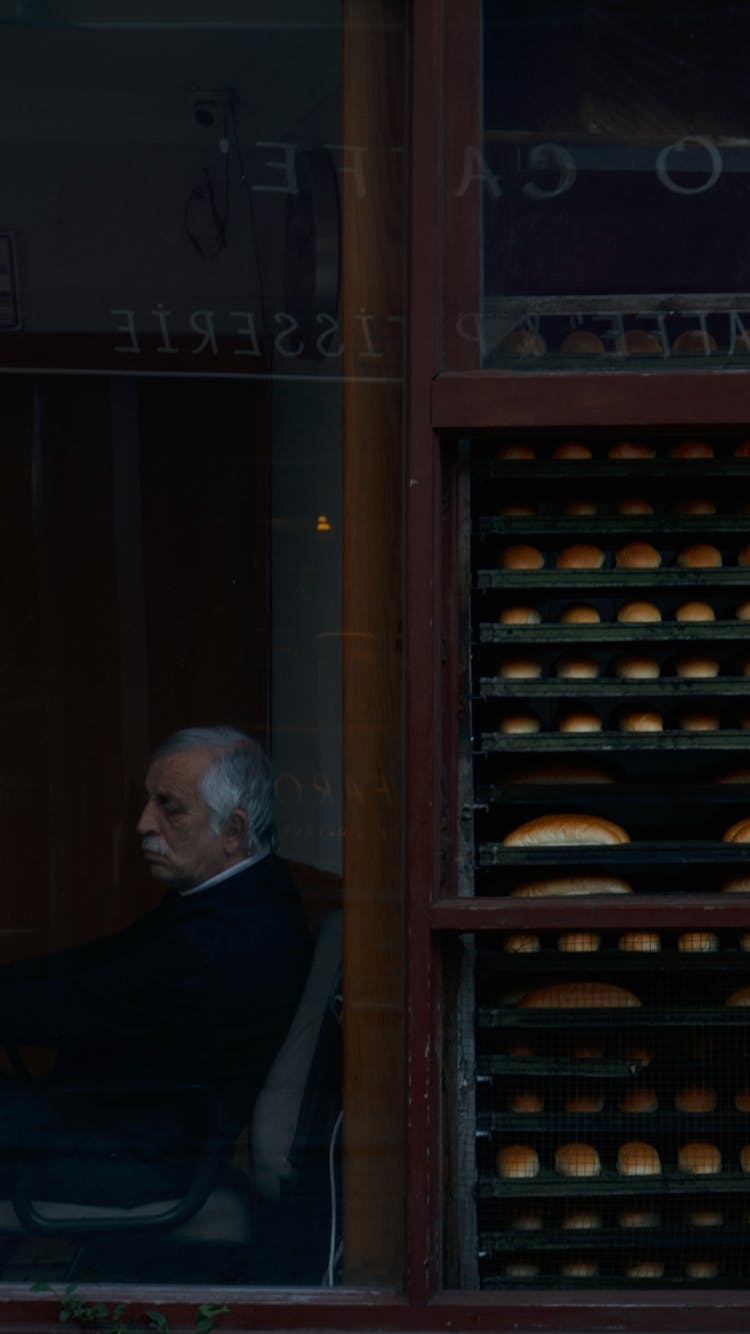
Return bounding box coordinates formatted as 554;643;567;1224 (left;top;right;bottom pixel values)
477;841;750;867
479;624;750;645
477;1007;750;1031
477;1055;652;1079
478;1171;750;1200
479;679;750;700
479;1230;729;1256
475;461;750;484
479;732;750;755
477;569;750;591
475;784;750;808
479;1115;750;1137
477;951;750;977
477;517;750;539
479;1274;744;1290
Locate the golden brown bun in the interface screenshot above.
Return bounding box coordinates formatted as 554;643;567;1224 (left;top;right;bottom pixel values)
676;655;719;679
502;330;546;358
617;600;662;623
565;1094;605;1113
618;709;663;732
724;877;750;893
562;499;598;515
618;1209;660;1228
499;605;542;625
672;331;718;356
503;814;629;847
510;1092;544;1113
558;931;600;952
559;603;601;623
671;438;715;457
737;599;750;620
502;933;540;954
680;711;719;732
675;600;715;622
521;982;640;1009
559;708;602;733
688;1209;723;1227
677;543;722;569
554;654;599;679
510;761;615;784
735;1089;750;1111
609;441;655;459
561;1261;599;1278
502;1262;540;1277
742;1145;750;1173
674;497;718;514
678;1142;721;1174
496;1144;540;1178
615;496;655;514
723;818;750;843
615;541;661;569
555;1143;601;1177
496;657;543;679
512;875;632;897
615;330;661;356
620;1090;658;1113
553;442;593;459
614;654;660;680
727;986;750;1005
677;931;718;952
560;331;604;356
685;1260;719;1278
497;544;545;570
561;1209;602;1229
497;503;537;516
738;545;750;567
556;543;605;569
626;1261;664;1278
495;444;536;460
499;712;541;734
675;1087;717;1112
618;931;660;952
511;1212;543;1231
740;932;750;950
713;766;750;784
617;1142;661;1175
507;1043;535;1058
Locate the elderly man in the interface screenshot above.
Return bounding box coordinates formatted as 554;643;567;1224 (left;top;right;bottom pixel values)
0;725;311;1208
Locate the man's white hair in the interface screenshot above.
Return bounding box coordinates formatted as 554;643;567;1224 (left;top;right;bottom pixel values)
153;725;277;853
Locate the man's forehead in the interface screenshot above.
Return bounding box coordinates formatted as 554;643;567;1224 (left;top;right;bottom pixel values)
145;745;219;792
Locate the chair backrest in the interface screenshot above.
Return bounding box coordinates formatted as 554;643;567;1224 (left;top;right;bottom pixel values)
250;909;342;1203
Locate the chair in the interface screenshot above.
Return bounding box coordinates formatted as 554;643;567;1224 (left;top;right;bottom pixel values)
0;910;343;1285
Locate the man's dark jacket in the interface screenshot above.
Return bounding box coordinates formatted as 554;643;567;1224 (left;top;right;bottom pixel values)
0;854;311;1205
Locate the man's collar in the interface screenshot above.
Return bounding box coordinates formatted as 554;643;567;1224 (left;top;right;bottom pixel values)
178;847;271;897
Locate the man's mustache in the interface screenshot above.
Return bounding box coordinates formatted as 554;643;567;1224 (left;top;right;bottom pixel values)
141;836;170;857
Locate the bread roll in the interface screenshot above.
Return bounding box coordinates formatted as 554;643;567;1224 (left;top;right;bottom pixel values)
742;1145;750;1172
724;877;750;894
554;654;599;679
558;931;600;952
496;1144;540;1178
561;1261;599;1278
677;931;718;952
615;542;661;569
521;982;640;1009
676;655;719;679
734;439;750;456
722;818;750;843
502;1262;540;1277
618;931;660;952
559;603;601;623
512;875;632;897
498;544;545;570
510;1092;544;1113
565;1093;604;1113
561;1209;602;1229
673;497;717;514
626;1261;664;1278
615;330;661;356
496;657;543;679
617;1142;661;1175
677;543;722;568
510;761;615;784
495;444;536;460
608;441;655;459
559;708;602;733
672;331;718;356
618;709;663;732
615;654;660;679
562;499;598;515
735;1089;750;1111
503;933;540;954
573;1043;604;1059
553;442;592;459
503;814;629;846
714;766;750;783
555;1143;601;1177
498;503;537;516
502;330;546;357
499;712;541;734
507;1043;535;1058
499;605;542;625
738;545;750;567
676;600;715;622
740;932;750;950
617;600;662;623
680;711;719;732
615;496;655;514
556;544;605;569
675;1087;717;1112
737;599;750;620
678;1142;721;1174
688;1209;723;1227
618;1209;660;1228
727;985;750;1005
512;1211;543;1231
685;1260;719;1279
620;1089;658;1113
671;439;714;457
561;330;605;356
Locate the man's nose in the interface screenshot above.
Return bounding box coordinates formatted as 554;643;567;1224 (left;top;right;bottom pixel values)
137;800;157;835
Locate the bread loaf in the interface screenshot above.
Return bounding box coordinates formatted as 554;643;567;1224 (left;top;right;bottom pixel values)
615;542;661;569
672;331;718;356
554;654;599;679
671;438;714;457
626;1261;664;1278
561;331;604;356
562;499;598;516
615;330;661;356
502;933;540;954
512;875;632;897
499;712;541;734
741;1145;750;1173
559;708;602;733
498;544;544;570
737;599;750;620
499;606;542;624
511;1212;543;1231
677;543;722;568
615;496;655;514
723;818;750;843
503;814;629;846
496;657;543;679
502;330;546;358
675;1087;717;1112
677;931;718;952
561;1261;599;1278
676;655;719;679
617;1142;661;1175
735;1089;750;1111
557;931;600;952
617;600;662;622
614;654;660;679
555;1143;601;1177
685;1260;719;1278
726;985;750;1005
688;1209;723;1226
559;603;601;623
609;441;655;459
521;982;640;1008
673;497;717;514
556;544;605;569
618;709;663;732
618;931;660;952
618;1208;660;1228
495;444;536;460
553;442;592;459
620;1090;658;1113
678;1142;721;1174
680;711;719;731
510;1092;544;1113
565;1093;604;1113
561;1209;602;1229
496;1144;540;1178
723;877;750;893
676;600;715;622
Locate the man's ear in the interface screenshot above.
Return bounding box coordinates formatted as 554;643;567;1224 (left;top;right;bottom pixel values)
223;808;249;855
